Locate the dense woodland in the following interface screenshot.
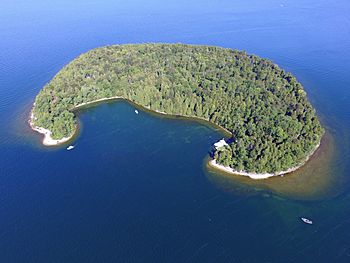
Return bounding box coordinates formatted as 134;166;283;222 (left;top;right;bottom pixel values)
33;44;324;173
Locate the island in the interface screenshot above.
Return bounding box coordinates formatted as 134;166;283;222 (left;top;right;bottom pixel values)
30;43;324;178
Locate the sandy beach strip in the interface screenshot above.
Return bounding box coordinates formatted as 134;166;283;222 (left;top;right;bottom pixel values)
73;96;123;109
209;159;277;179
208;142;321;180
29;113;73;146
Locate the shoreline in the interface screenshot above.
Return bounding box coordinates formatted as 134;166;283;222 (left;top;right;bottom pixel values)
29;96;322;177
29;112;73;146
73;96;123;110
208;141;321;180
30;95;231;146
29;96;123;146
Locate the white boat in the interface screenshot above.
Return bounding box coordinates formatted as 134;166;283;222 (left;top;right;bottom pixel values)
301;217;313;224
67;145;75;150
135;109;139;114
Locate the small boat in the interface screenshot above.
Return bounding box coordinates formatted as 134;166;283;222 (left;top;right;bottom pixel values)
301;217;313;225
135;109;139;114
67;145;75;150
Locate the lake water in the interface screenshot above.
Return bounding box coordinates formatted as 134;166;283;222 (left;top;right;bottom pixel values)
1;0;350;262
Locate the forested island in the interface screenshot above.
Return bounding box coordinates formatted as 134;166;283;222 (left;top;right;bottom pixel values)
30;43;324;177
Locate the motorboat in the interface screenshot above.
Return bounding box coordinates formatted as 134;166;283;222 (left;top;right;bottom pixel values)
135;109;139;114
67;145;75;150
301;217;313;224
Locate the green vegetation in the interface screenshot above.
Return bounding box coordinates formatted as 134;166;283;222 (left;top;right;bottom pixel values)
32;43;324;173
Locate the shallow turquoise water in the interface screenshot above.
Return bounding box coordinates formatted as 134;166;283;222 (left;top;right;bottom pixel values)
1;0;350;262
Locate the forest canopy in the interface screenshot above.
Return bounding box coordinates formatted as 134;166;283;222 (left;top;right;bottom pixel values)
32;43;324;174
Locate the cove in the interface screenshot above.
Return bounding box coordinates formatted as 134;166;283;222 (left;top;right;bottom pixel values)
35;99;336;200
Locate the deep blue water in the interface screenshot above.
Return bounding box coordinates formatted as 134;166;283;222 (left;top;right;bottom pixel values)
1;0;350;262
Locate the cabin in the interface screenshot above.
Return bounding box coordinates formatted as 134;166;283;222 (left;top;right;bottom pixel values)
213;139;228;150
